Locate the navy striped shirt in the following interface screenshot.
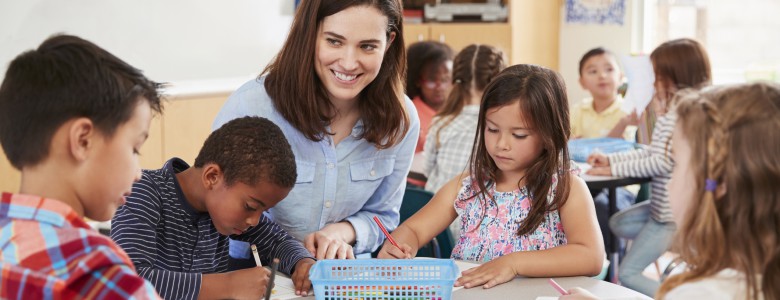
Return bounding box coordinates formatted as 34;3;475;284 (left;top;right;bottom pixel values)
111;158;312;300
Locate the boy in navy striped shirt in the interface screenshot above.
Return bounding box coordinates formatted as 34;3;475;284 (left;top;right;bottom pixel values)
111;116;316;300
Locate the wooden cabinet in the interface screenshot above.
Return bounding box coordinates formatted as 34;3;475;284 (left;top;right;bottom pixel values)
403;23;512;62
402;0;561;68
162;95;228;164
0;95;228;193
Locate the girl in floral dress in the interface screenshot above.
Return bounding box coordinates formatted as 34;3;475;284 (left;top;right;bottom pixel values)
378;64;604;289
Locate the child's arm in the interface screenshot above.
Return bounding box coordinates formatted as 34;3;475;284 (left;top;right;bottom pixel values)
455;176;604;289
606;111;639;139
376;174;461;258
239;212;316;294
609;114;675;177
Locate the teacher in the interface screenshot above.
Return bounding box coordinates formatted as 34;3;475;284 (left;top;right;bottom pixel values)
212;0;417;260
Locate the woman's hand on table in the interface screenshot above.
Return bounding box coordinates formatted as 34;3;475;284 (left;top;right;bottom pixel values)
304;222;356;259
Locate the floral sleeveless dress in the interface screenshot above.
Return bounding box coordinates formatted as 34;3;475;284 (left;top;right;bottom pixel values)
450;165;579;262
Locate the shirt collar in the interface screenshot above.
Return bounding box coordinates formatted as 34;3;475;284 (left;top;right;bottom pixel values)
163;158;203;219
0;192;89;229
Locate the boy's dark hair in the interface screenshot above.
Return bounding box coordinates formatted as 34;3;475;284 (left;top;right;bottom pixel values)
195;116;297;189
406;41;455;100
0;34;163;170
578;47;613;75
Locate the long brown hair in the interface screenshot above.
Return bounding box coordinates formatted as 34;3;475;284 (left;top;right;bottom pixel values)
657;83;780;300
468;64;571;236
263;0;408;149
432;44;505;149
651;38;712;106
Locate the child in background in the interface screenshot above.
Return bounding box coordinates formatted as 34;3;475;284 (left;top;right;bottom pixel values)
423;44;505;194
564;82;780;300
407;41;455;153
379;64;604;289
587;38;712;297
571;47;637;140
111;117;315;299
0;34;161;298
572;47;639;256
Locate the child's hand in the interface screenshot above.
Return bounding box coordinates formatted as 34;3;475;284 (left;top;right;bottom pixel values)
225;265;270;299
559;287;600;299
291;258;315;296
376;241;413;259
622;111;640;127
454;257;516;289
304;230;355;259
585;166;612;176
586;152;609;167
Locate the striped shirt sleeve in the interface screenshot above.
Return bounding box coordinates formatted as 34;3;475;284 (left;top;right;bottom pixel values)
237;212;314;276
112;173;202;300
608;113;676;178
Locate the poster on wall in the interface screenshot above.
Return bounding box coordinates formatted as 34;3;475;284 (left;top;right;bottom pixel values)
566;0;625;25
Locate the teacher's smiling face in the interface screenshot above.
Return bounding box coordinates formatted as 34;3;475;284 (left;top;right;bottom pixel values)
314;5;395;104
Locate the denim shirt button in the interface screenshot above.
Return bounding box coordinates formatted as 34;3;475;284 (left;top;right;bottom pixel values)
324;201;333;208
370;169;376;177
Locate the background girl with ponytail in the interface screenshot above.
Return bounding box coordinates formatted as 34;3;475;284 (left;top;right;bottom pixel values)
422;44;505;194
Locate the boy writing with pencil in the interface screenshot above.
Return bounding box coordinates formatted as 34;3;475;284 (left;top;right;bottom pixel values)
111;116;316;299
0;34;162;298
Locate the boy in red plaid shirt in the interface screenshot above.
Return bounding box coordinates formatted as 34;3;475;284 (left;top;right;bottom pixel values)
0;34;162;299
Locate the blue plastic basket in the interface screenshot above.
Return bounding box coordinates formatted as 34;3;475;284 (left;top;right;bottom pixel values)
309;259;458;300
568;137;636;162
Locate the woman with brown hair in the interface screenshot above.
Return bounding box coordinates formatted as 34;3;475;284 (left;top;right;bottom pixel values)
213;0;418;265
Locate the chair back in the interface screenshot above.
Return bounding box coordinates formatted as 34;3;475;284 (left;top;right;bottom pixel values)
400;187;455;258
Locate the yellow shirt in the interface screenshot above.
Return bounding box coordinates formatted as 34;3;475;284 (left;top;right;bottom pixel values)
570;96;635;140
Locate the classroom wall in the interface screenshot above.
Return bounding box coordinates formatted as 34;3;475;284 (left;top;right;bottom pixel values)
558;0;645;106
0;0;295;83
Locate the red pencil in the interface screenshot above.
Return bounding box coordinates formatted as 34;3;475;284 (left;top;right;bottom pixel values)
373;216;402;250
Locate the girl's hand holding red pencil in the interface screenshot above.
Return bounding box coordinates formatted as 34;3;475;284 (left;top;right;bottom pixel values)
376;240;413;259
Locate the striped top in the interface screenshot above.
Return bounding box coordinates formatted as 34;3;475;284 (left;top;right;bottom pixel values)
608;113;676;223
423;105;480;193
111;158;313;300
0;192;160;299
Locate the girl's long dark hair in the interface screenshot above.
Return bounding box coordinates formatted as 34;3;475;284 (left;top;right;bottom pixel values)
468;64;572;236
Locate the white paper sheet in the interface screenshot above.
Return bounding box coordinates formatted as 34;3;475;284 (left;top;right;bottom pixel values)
620;55;655;115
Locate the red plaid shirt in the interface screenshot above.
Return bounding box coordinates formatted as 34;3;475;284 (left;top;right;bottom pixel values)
0;192;161;299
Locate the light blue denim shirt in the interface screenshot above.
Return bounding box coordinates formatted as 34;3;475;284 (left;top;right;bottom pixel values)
212;77;420;255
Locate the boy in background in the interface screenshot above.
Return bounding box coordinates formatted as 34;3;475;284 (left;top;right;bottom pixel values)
0;34;162;298
571;47;637;140
571;47;638;255
111;116;316;300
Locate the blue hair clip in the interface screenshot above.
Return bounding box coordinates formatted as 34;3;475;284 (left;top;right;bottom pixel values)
705;179;717;192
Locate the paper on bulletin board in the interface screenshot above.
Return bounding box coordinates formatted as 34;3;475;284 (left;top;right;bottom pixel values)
620;55;655;115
